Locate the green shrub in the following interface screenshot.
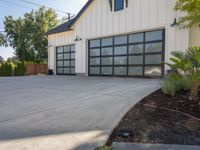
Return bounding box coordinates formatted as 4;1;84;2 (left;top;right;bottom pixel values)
0;62;13;76
161;72;190;96
161;74;177;96
14;63;25;76
166;47;200;100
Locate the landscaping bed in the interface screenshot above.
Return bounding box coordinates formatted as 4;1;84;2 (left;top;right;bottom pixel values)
107;89;200;146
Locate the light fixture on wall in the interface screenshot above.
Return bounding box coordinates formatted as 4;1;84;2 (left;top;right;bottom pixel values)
171;18;178;27
171;11;178;27
46;43;53;49
74;35;82;41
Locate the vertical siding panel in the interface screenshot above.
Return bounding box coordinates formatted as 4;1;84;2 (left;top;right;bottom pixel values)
107;1;113;35
140;0;149;28
126;0;133;31
91;3;97;37
119;11;126;33
157;0;167;25
149;0;157;27
133;0;141;29
86;7;92;37
101;0;108;35
165;0;176;71
96;0;101;36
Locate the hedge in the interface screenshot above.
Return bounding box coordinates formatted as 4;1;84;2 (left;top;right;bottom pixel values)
0;62;25;77
14;63;25;76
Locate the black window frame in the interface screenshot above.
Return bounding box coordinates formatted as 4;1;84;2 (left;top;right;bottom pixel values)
114;0;124;12
88;29;165;78
56;44;76;75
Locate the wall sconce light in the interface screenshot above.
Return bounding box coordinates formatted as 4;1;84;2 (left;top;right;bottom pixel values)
170;18;178;27
46;43;53;49
74;35;82;41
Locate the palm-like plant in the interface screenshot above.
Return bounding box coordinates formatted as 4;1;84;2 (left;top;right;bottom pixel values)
167;47;200;101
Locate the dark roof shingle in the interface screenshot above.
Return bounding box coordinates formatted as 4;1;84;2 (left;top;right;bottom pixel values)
46;18;75;35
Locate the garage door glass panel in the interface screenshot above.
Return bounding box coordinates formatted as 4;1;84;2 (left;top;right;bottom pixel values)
71;60;75;67
114;46;127;55
145;66;161;76
57;61;63;67
102;67;112;75
114;56;127;65
57;54;63;60
57;68;63;74
129;56;143;65
102;57;113;65
64;46;70;52
128;67;143;76
145;55;162;64
129;33;144;43
145;42;162;53
145;30;162;41
64;68;70;74
102;47;113;56
64;53;70;59
114;36;127;45
71;53;75;59
90;48;100;56
64;61;70;67
90;67;100;74
102;38;113;46
71;45;75;52
90;58;100;65
57;47;63;53
129;44;143;54
89;29;164;77
90;39;100;48
114;67;127;75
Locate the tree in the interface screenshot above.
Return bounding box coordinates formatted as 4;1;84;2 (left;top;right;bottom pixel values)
175;0;200;28
0;32;7;47
7;56;18;63
3;7;58;63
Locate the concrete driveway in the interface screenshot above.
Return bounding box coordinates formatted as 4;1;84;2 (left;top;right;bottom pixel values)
0;76;160;150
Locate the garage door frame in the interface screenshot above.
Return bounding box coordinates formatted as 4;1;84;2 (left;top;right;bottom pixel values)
88;29;165;78
56;44;76;75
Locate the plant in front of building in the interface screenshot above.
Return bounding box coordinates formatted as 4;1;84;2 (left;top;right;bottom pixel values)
14;62;26;76
163;46;200;101
0;62;13;76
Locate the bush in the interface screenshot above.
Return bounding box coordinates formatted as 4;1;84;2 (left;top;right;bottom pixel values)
14;63;25;76
0;62;13;76
166;47;200;100
161;72;191;96
161;73;178;96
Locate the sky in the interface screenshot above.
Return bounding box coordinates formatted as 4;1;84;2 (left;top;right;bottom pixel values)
0;0;88;60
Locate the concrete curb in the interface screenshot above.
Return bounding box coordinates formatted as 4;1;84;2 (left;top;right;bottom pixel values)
113;142;200;150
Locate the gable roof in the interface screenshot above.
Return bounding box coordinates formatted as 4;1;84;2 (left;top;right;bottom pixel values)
46;0;94;36
46;18;75;35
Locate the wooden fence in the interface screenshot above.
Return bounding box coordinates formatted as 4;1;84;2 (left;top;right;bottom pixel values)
26;64;48;75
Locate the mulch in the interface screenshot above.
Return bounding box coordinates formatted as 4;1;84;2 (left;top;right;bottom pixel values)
107;90;200;146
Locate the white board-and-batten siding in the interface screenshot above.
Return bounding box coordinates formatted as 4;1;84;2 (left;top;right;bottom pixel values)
48;0;189;74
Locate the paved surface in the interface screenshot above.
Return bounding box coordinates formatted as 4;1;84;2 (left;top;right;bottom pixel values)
113;142;200;150
0;76;160;150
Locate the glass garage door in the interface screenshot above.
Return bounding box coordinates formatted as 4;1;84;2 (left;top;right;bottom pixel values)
56;45;75;75
88;29;165;77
